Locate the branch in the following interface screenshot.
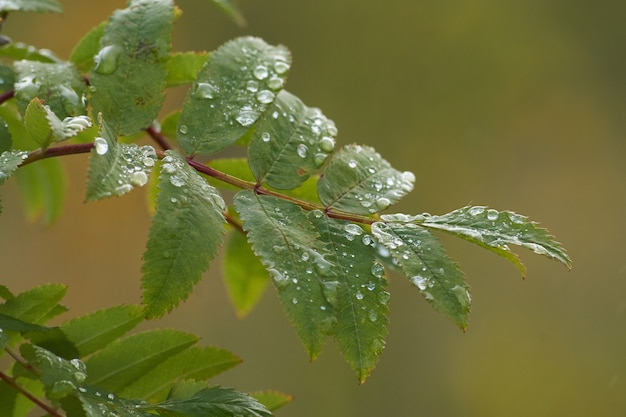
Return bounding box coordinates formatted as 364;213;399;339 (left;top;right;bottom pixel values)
0;371;64;417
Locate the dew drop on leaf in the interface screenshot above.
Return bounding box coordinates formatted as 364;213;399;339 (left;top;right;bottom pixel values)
273;60;290;74
130;171;148;186
246;80;259;92
267;76;283;89
319;136;335;152
193;82;219;99
371;262;384;278
348;160;357;168
297;143;308;158
94;137;108;155
169;175;184;187
261;131;271;142
178;124;189;134
256;89;275;104
486;209;499;220
355;291;364;300
253;65;269;80
344;223;364;236
469;206;485;216
94;45;122;75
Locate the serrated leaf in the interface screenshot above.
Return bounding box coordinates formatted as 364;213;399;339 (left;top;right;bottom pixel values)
150;385;271;417
0;0;61;12
85;329;198;392
308;213;389;382
75;386;153;417
178;37;291;155
166;51;210;87
223;230;270;318
85;121;157;201
250;390;293;412
0;149;28;184
69;21;106;72
120;345;242;401
248;90;337;190
0;284;66;325
141;150;226;318
60;305;145;357
14;157;66;225
0;64;15;93
317;145;415;215
24;98;52;149
0;102;37;151
0;42;59;63
13;60;86;119
0;285;14;300
0;312;51;334
90;0;175;136
211;0;246;27
415;206;572;272
372;220;471;330
234;190;336;359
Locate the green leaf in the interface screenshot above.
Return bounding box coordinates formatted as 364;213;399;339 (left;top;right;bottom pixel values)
178;37;291;155
60;305;145;357
85;120;158;201
0;0;61;12
308;214;389;383
223;230;270;318
13;60;86;119
166;51;210;87
0;149;28;185
24;98;52;149
317;145;415;215
141;150;226;318
234;190;336;359
120;345;242;401
0;42;59;63
14;157;66;225
90;0;175;136
0;285;14;300
0;102;36;150
416;206;573;272
372;219;471;330
0;312;51;334
69;21;106;72
85;329;198;392
149;385;272;417
20;344;85;400
0;116;11;153
250;390;293;412
248;90;337;190
0;283;66;325
159;109;179;139
211;0;246;27
0;64;15;93
76;389;153;417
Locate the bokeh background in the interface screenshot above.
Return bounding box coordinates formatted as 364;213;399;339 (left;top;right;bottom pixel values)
1;1;625;416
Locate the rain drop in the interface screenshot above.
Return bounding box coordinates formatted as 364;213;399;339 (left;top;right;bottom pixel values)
274;60;290;74
261;132;271;142
348;160;357;168
246;80;259;92
94;137;108;155
235;105;259;126
193;82;218;99
313;153;327;167
344;223;364;236
469;206;485;216
291;297;298;304
267;76;283;90
376;197;391;210
179;124;189;134
256;89;275;104
297;143;308;158
486;209;499;221
370;263;384;278
169;175;184;187
362;235;373;246
94;45;121;75
319;136;335;152
253;65;269;80
368;309;378;322
355;291;364;300
130;171;148;187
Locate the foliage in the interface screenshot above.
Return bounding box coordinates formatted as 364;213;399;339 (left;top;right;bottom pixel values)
0;0;570;416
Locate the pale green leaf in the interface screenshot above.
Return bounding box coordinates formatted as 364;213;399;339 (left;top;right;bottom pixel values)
308;213;388;383
372;220;471;330
234;190;336;359
85;329;198;392
14;157;66;225
13;60;86;119
141;150;226;318
223;230;270;318
120;345;242;401
211;0;246;27
24;98;52;149
166;51;210;87
0;42;59;62
317;145;415;215
0;149;28;184
0;283;66;325
85;121;158;201
90;0;175;136
415;206;572;272
248;90;337;189
149;385;272;417
178;37;291;155
69;21;106;72
60;305;145;357
250;390;293;412
0;0;61;12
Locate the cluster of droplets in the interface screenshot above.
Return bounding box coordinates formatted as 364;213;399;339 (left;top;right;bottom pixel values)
0;150;28;182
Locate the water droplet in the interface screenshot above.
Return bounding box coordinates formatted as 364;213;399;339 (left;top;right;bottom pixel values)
260;131;271;143
370;338;385;353
469;206;485;216
401;171;416;183
297;143;308;158
344;223;364;236
355;291;364;300
272;111;279;119
178;124;189;134
362;235;373;246
143;157;155;167
130;171;148;187
169;175;184;187
253;65;269;80
274;60;290;74
319;136;335;152
235;105;259;126
301;252;310;261
410;275;430;290
376;197;391;210
371;262;384;278
256;89;275;104
107;393;115;400
291;297;298;304
267;76;284;89
508;212;525;224
348;160;357;168
94;45;122;75
94;137;108;155
246;80;259;92
313;153;327;167
486;209;499;221
368;309;378;322
193;82;219;99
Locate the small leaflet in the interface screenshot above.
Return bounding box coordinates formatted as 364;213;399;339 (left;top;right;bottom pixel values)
317;145;415;215
248;90;337;190
0;149;28;185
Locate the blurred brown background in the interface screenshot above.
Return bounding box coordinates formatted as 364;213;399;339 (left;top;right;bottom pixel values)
1;1;625;416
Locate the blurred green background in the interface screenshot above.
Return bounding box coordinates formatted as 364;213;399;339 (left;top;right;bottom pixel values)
1;0;625;416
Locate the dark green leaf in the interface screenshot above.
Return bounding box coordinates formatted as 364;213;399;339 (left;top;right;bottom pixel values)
178;37;291;155
223;230;270;318
167;379;208;400
317;145;415;215
416;206;572;272
0;0;61;12
234;190;336;359
13;60;86;119
248;90;337;189
0;42;59;62
0;285;13;300
0;64;15;93
166;51;210;87
0;312;51;334
60;305;145;357
0;116;11;153
308;214;389;382
69;21;106;72
372;219;471;330
120;345;242;401
85;120;158;201
76;386;154;417
141;150;226;318
0;149;28;185
90;0;175;136
14;157;66;225
85;329;198;392
0;283;66;325
211;0;246;27
250;390;293;412
149;385;272;417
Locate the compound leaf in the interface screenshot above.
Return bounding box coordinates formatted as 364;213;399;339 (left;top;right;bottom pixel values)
141;150;226;318
85;329;197;392
417;206;572;273
372;219;471;330
0;149;28;185
248;90;337;190
317;145;415;215
178;37;291;155
90;0;175;136
0;0;61;12
14;157;66;225
166;51;210;87
308;213;389;383
234;190;336;359
0;283;66;325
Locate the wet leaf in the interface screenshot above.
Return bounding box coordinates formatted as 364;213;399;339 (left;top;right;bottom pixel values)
0;42;59;63
0;283;66;325
0;0;61;12
0;149;28;185
70;21;106;72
